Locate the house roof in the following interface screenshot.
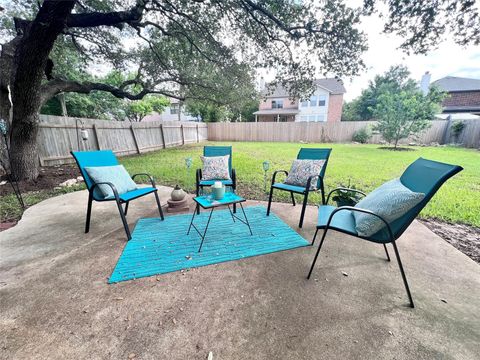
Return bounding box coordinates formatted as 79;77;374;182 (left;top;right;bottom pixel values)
253;109;300;115
432;76;480;92
263;78;346;98
442;105;480;113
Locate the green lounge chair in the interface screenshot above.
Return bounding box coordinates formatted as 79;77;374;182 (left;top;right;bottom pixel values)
71;150;164;240
307;158;463;308
267;148;332;228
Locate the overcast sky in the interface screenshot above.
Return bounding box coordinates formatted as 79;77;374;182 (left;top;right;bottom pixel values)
342;0;480;101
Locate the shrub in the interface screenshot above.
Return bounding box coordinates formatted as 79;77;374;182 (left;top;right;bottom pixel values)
352;126;372;143
451;120;465;140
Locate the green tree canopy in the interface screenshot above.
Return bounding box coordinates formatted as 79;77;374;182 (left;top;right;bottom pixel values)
342;65;417;121
373;86;445;148
125;96;170;122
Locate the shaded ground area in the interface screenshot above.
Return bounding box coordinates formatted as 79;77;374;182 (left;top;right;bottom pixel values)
1;189;479;359
0;164;79;196
421;219;480;264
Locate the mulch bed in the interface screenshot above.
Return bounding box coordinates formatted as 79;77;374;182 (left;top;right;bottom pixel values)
0;165;80;196
420;219;480;264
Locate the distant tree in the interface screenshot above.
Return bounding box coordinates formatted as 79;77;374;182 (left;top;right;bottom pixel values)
342;65;416;121
185;102;231;123
373;86;445;149
341;99;361;121
125;96;170;122
185;64;260;122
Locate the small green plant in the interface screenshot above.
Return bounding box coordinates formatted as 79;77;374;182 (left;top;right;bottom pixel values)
352;126;372;144
451;120;465;141
332;180;363;207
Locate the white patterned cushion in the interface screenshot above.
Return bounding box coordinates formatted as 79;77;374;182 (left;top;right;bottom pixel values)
201;155;231;180
354;179;425;237
284;159;325;190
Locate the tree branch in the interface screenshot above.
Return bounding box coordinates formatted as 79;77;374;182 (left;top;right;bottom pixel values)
66;0;146;28
40;78;184;104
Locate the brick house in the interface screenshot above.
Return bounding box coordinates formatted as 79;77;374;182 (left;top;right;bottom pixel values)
253;78;346;123
431;76;480;115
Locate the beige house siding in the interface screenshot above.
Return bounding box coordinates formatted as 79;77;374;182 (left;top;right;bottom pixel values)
259;98;298;110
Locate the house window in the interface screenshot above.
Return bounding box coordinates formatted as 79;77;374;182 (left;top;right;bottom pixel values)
299;115;308;122
318;95;326;107
309;95;318;107
301;100;309;107
170;104;179;115
308;115;316;122
317;114;326;122
271;99;284;109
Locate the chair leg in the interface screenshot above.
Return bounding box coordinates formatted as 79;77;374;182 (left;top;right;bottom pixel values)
392;241;415;308
196;185;202;214
299;191;309;228
290;192;296;206
266;186;274;216
85;192;93;233
233;203;237;214
383;243;391;261
115;198;131;240
311;228;319;246
307;228;329;279
124;202;129;216
154;191;164;220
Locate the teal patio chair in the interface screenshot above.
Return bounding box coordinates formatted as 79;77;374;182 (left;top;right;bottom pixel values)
71;150;164;240
307;158;463;308
267;148;332;228
196;146;237;213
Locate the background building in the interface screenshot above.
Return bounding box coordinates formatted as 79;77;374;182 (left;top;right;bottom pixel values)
143;99;198;122
253;79;346;123
426;75;480;115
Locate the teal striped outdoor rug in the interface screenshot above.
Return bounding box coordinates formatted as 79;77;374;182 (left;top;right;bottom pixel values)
109;205;309;283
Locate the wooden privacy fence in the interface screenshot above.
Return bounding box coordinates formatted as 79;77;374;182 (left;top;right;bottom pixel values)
38;115;207;166
208;120;480;148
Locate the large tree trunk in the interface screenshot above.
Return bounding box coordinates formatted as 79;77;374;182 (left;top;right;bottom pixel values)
9;0;75;180
9;112;40;179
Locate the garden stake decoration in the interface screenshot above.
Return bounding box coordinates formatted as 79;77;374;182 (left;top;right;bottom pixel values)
185;157;193;191
263;160;270;193
0;119;25;209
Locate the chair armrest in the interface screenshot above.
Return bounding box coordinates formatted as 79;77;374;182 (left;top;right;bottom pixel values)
325;206;394;242
90;181;120;201
271;170;288;185
326;187;366;204
305;174;323;192
131;173;156;188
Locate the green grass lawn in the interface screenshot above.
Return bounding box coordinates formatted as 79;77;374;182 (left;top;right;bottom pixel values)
120;141;480;228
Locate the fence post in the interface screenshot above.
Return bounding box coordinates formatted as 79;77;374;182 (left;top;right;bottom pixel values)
93;124;101;150
160;124;166;148
196;124;199;142
130;124;141;154
181;124;185;145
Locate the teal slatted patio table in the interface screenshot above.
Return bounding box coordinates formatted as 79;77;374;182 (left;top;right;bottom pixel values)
188;192;253;252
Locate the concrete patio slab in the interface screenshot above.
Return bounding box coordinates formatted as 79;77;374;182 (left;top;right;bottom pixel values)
1;188;479;359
